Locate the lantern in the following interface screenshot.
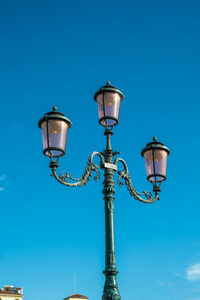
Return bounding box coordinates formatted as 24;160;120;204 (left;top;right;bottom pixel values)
38;106;72;158
94;81;124;127
141;137;170;183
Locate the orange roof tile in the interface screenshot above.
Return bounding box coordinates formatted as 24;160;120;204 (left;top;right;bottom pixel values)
64;294;88;299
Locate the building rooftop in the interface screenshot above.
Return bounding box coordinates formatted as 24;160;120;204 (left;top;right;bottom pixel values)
64;294;88;299
0;285;23;296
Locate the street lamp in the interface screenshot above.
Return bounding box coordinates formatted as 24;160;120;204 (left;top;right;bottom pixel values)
38;82;170;300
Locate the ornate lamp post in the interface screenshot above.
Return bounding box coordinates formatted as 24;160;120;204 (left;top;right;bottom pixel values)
38;81;170;300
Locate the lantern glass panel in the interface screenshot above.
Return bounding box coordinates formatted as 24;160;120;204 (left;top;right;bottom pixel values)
144;149;168;182
97;92;121;126
41;119;69;157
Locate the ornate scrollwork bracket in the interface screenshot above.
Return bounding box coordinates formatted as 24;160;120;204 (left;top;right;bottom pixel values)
49;151;105;187
114;157;160;203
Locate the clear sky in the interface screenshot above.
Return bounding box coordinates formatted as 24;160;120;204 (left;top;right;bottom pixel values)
0;0;200;299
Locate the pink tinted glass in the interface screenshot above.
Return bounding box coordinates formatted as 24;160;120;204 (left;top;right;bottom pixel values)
41;119;69;157
97;92;121;126
144;149;168;182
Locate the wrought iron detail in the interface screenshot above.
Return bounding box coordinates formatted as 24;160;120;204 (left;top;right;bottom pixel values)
103;186;116;194
102;280;121;300
50;151;104;187
114;157;160;203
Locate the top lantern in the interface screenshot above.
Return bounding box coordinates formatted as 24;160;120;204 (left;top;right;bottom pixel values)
38;106;72;158
94;81;124;127
141;137;170;183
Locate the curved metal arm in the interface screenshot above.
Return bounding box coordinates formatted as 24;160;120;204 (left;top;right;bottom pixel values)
114;157;160;203
50;152;105;187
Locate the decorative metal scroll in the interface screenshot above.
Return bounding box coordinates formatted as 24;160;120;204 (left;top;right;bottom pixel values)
51;151;104;187
114;158;159;203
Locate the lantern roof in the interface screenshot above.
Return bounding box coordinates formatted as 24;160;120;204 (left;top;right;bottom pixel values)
141;137;170;157
38;106;72;128
94;81;124;101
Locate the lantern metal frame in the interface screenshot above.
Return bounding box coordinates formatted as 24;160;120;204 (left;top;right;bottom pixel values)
38;83;170;300
38;106;72;157
94;81;124;127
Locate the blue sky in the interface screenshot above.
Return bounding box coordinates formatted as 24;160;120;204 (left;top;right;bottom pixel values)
0;0;200;299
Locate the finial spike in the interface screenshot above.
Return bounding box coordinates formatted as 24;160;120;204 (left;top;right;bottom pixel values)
153;136;157;141
106;81;111;86
53;106;57;111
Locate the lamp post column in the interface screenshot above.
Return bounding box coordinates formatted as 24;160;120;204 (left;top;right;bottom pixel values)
102;129;121;300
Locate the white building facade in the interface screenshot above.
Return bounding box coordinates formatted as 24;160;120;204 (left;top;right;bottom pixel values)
0;286;23;300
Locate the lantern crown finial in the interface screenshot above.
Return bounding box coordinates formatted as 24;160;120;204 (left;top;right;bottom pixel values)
53;106;57;112
106;81;111;86
153;136;157;141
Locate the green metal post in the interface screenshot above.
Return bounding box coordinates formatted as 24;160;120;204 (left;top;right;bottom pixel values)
102;129;121;300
